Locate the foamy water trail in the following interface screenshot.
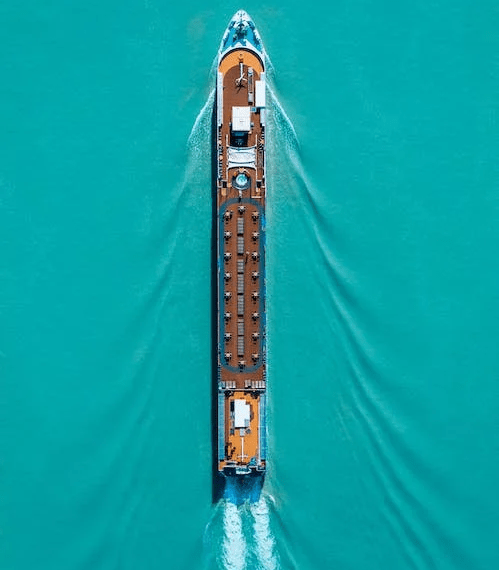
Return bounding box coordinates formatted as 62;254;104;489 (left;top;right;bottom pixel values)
267;88;298;144
266;86;311;190
221;502;247;570
187;88;214;157
179;88;213;210
264;51;297;142
250;496;280;570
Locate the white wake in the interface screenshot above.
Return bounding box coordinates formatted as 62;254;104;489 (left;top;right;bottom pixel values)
250;496;280;570
221;502;248;570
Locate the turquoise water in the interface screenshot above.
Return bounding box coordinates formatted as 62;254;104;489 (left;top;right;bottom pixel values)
1;2;499;569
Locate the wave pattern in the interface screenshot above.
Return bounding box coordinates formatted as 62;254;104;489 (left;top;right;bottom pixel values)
249;496;279;570
221;503;247;570
205;495;280;570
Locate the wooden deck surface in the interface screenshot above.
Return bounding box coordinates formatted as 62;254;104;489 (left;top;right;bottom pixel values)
217;49;267;472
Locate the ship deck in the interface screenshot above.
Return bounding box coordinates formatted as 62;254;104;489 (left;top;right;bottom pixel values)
216;47;267;473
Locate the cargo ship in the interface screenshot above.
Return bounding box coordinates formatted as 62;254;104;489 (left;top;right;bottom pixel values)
215;10;267;477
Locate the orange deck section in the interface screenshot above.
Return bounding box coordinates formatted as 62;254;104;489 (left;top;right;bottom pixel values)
217;48;266;474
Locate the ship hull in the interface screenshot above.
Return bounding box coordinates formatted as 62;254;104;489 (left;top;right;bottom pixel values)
215;11;267;477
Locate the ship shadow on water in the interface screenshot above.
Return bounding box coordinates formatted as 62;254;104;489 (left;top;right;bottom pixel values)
223;474;264;505
210;100;223;504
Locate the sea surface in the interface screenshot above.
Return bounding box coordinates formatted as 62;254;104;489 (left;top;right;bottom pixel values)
1;2;499;569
